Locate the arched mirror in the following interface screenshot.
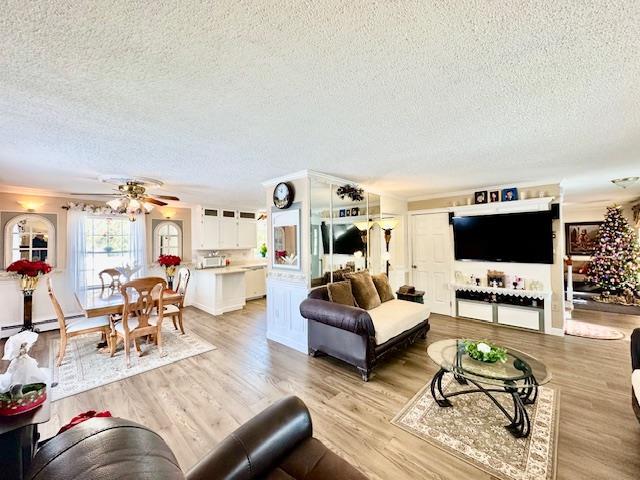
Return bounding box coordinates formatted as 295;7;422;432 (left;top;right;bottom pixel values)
4;214;56;267
154;221;182;257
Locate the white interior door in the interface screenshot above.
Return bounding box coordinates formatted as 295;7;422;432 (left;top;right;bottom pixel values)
411;213;453;315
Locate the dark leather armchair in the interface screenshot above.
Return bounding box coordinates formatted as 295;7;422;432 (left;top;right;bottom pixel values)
300;286;430;381
632;328;640;422
27;396;367;480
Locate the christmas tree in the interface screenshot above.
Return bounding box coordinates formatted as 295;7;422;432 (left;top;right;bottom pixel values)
588;205;640;302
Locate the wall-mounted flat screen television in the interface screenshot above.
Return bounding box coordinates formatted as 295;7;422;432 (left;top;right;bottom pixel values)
320;222;365;255
452;211;554;264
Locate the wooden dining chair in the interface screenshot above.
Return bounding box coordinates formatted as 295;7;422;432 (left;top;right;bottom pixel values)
110;277;167;368
99;268;122;290
47;278;111;367
164;267;190;334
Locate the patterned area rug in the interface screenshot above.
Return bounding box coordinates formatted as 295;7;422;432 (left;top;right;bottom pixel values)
392;374;559;480
564;319;625;340
49;324;216;401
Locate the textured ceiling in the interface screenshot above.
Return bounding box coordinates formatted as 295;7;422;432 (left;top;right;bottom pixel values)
1;1;639;208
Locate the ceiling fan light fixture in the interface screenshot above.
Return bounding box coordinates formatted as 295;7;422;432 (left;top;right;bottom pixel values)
143;202;154;213
128;198;141;210
611;177;639;189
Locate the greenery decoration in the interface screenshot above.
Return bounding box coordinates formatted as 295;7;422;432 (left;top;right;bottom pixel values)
463;340;508;363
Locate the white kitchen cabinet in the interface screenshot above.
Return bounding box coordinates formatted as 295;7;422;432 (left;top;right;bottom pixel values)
202;210;219;250
245;266;266;299
192;206;257;250
238;219;257;249
219;210;238;249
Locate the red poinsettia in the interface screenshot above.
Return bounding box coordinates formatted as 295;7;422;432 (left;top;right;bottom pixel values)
158;255;181;267
6;259;52;278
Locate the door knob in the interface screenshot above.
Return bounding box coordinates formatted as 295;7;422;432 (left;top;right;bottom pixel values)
412;265;417;269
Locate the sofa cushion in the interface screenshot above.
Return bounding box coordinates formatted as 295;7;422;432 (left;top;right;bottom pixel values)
327;280;358;307
371;273;395;303
266;437;368;480
368;299;430;345
345;271;381;310
633;370;640;405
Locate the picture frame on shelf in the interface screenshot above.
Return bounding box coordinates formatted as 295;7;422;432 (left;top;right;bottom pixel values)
474;191;488;204
345;209;351;217
351;207;359;216
489;190;500;202
339;209;346;217
565;221;602;256
501;188;518;201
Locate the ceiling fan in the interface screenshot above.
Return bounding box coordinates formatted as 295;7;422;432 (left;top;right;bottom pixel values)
69;177;180;221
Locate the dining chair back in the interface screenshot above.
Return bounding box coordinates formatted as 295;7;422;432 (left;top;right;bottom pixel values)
113;276;167;367
165;268;190;334
48;277;111;366
120;277;166;329
173;268;191;306
99;268;122;290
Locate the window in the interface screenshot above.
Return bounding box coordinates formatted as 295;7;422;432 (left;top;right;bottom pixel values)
154;221;182;257
84;216;133;288
5;214;55;267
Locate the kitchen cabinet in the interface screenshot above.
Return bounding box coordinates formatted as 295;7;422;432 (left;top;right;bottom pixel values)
192;207;257;250
245;266;266;299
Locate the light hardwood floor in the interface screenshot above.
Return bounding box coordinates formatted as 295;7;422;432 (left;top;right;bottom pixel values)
17;301;640;479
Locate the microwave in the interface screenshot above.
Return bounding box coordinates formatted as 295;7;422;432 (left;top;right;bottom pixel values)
199;256;225;269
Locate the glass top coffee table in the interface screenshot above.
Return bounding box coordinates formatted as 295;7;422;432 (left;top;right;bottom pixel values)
427;339;551;438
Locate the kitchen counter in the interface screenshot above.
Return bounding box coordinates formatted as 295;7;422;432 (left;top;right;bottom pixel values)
196;262;267;275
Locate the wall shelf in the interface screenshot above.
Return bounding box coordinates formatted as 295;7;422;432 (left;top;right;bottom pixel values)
451;196;555;217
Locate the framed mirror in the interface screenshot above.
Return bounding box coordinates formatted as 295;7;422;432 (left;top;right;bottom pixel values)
272;206;301;270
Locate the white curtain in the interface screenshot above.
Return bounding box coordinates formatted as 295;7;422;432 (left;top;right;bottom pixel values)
129;213;147;275
67;209;87;293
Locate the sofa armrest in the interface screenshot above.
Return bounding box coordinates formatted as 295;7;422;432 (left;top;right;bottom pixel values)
632;328;640;371
186;396;313;480
300;298;375;336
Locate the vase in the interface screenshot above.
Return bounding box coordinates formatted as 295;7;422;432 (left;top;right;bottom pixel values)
19;276;40;332
165;266;177;290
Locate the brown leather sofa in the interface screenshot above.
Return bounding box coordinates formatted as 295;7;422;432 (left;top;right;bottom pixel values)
632;328;640;422
26;396;367;480
300;286;430;381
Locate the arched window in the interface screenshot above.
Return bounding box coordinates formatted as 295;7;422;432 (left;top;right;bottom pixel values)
154;221;182;257
4;214;56;267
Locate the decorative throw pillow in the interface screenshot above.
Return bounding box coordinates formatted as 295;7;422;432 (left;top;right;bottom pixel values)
345;271;381;310
371;273;395;303
327;280;358;307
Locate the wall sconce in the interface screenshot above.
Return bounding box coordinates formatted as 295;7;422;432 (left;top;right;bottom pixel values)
18;200;44;213
377;218;399;276
162;208;176;220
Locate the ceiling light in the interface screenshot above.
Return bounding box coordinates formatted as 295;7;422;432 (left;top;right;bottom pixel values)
128;198;141;210
611;177;639;189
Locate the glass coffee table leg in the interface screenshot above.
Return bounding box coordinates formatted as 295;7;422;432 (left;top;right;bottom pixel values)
430;368;453;407
505;388;531;438
518;375;538;405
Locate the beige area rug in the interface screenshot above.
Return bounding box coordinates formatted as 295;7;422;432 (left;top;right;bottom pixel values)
564;319;625;340
49;325;216;402
392;374;559;480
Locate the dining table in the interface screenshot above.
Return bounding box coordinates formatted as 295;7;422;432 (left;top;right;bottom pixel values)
75;287;182;318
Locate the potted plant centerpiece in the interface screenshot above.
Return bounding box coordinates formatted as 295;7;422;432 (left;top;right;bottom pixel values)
6;260;52;332
158;254;181;290
462;340;508;363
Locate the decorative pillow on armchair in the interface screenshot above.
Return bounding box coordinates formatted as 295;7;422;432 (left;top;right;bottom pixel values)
371;273;395;303
327;280;358;307
345;271;381;310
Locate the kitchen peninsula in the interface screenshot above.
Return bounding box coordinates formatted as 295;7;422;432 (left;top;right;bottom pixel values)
192;262;266;315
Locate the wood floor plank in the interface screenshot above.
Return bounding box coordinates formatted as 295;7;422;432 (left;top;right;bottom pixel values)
5;299;640;479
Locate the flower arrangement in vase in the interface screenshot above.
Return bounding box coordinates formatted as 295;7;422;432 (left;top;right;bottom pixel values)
6;260;52;332
158;254;181;289
462;340;508;363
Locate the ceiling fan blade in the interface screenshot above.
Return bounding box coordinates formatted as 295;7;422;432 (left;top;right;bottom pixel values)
69;192;119;196
142;197;168;206
154;195;180;201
